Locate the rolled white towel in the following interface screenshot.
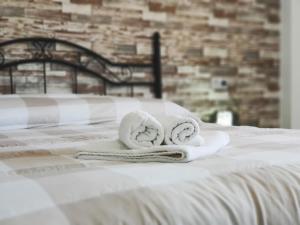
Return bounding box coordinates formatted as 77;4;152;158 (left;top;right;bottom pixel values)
119;110;164;149
157;115;204;146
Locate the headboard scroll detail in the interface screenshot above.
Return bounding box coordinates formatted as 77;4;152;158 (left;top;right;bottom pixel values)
0;32;162;98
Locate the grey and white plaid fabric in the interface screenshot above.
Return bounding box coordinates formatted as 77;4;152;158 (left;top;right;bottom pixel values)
0;96;300;225
0;95;191;130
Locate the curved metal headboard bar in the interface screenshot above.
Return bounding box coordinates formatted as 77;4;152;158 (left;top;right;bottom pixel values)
0;37;151;68
0;32;162;98
1;59;152;86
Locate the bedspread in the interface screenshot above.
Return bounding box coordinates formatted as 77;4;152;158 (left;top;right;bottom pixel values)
0;122;300;225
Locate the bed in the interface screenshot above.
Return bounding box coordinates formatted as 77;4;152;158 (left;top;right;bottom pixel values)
0;34;300;225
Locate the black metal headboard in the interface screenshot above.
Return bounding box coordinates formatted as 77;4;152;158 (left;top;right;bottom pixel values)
0;32;162;98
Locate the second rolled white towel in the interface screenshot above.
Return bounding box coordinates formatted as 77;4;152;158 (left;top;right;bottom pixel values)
119;110;164;149
157;115;204;146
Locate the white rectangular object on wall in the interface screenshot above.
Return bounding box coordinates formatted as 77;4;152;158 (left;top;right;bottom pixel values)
216;111;233;126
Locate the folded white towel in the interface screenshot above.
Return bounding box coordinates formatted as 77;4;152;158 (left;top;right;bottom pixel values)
155;115;203;146
118;110;164;149
75;131;230;163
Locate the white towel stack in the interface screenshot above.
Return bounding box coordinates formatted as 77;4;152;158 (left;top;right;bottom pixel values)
76;111;230;163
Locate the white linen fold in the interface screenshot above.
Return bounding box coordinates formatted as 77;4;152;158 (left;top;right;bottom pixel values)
118;110;164;149
75;131;230;163
156;115;203;146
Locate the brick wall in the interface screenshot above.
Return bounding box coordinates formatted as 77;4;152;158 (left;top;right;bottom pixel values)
0;0;280;127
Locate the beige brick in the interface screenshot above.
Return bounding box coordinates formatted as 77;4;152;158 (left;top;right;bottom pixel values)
260;50;279;59
136;43;151;55
177;66;196;74
264;22;279;30
203;47;228;58
62;3;92;15
238;67;255;74
17;64;43;71
102;1;147;11
208;16;229;27
142;10;167;22
208;91;230;100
